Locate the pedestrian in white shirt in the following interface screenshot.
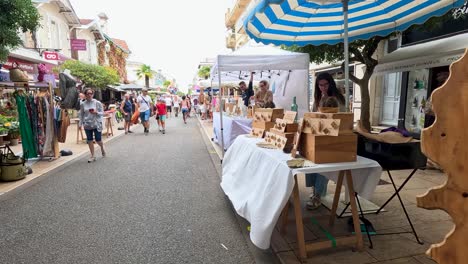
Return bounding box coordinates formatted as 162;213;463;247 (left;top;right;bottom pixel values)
164;95;173;118
137;88;153;135
173;95;180;117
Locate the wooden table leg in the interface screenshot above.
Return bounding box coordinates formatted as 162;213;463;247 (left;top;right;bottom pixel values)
280;200;290;235
76;122;79;144
345;170;364;251
292;175;307;260
329;171;345;226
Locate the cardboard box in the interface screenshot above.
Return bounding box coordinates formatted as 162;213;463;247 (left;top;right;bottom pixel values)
303;112;354;134
299;134;357;164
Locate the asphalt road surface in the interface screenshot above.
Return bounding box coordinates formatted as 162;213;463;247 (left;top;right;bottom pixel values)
0;116;255;264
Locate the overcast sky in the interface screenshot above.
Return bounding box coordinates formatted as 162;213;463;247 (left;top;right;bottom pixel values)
71;0;236;91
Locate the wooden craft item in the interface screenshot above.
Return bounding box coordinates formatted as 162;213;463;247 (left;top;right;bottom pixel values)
274;119;299;133
302;118;341;136
299;134;357;164
416;49;468;264
270;128;296;146
252;121;275;131
283;111;297;124
291;118;304;158
250;127;265;138
304;112;354;134
256;142;277;149
264;132;288;150
255;108;284;122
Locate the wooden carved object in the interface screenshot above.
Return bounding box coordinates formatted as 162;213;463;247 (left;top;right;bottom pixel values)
302;118;340;136
416;50;468;264
250;128;265;138
283;111;297;123
264;132;288;150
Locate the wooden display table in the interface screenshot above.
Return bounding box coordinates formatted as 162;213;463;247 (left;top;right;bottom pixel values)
70;118;85;144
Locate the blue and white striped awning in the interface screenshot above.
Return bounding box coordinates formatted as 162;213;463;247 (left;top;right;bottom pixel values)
245;0;466;46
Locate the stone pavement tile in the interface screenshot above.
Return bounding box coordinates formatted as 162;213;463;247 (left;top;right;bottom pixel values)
375;257;422;264
271;228;294;253
413;254;437;264
398;188;433;205
303;215;353;240
282;219;319;244
291;246;377;264
400;220;454;245
276;251;302;264
365;234;427;261
407;206;451;223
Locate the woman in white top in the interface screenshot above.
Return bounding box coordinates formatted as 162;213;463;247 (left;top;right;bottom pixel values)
79;88;105;163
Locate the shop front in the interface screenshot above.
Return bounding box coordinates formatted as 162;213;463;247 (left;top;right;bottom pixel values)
374;3;468;138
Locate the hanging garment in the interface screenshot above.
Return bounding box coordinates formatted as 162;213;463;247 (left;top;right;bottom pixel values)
43;97;55;156
59;72;78;109
58;109;70;143
15;94;38;159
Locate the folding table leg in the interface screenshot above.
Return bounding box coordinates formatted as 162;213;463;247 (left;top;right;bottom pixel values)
380;170;423;244
330;171;344;226
355;193;373;249
376;169;418;213
345;170;364;251
292;175;307;260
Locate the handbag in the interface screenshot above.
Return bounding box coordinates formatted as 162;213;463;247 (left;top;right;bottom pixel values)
9;62;29;82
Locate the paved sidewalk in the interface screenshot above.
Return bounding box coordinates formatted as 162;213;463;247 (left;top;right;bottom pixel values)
0;117;125;196
197;115;450;264
0;116;255;263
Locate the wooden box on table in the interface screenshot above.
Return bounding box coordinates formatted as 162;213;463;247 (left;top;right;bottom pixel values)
253;108;284;122
299;112;357;164
252;121;275;132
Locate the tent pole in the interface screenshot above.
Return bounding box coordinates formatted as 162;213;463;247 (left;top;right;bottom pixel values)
217;58;225;160
343;0;350;112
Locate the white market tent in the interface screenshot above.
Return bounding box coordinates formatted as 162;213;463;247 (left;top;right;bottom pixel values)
210;41;310;157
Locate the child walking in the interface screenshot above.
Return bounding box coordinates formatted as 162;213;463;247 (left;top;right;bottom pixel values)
155;98;167;134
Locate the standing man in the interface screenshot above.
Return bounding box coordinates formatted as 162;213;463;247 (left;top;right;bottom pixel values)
120;93;133;134
137;88;153;135
239;72;255;116
165;95;173;118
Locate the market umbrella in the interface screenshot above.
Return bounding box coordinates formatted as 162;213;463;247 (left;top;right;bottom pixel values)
245;0;465;109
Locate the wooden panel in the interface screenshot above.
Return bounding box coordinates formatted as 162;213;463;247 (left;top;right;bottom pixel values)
270;128;296;146
299;134;357;164
264;131;288;150
304;112;354;134
254;108;284;122
250;127;265;138
302;118;341;136
283;111;297;123
417;49;468;264
273;119;299;133
252;121;275;131
291;119;304;158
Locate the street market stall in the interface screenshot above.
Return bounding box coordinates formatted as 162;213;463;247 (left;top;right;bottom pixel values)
212;112;252;150
211;41;310;155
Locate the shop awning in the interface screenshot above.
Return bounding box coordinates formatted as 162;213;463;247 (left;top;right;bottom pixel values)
374;33;468;75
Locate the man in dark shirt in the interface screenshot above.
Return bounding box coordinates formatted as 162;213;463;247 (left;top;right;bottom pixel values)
239;72;254;107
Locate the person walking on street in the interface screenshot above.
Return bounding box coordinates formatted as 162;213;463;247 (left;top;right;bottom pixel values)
165;95;173;118
173;95;180;117
181;95;190;124
155;98;167;134
120;93;133;134
137;88;153;135
79;88;106;163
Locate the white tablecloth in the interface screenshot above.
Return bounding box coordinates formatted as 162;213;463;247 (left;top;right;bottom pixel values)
213;112;252;149
221;135;382;250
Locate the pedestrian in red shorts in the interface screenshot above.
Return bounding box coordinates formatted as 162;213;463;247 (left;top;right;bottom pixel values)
155;98;167;134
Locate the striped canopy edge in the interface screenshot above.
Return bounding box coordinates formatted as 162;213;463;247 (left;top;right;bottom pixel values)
244;0;466;47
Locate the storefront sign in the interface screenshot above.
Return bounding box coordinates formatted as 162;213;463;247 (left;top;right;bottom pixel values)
3;58;36;73
43;51;59;60
71;39;87;51
375;52;464;74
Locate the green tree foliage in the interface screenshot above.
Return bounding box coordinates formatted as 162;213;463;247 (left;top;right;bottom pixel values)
0;0;41;61
163;80;171;88
197;66;211;79
57;60;119;89
135;64;154;88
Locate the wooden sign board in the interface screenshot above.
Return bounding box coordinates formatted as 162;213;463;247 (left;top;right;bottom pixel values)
250;128;265;138
274;118;299;133
283;111;297;124
302;118;341;136
255;108;284;122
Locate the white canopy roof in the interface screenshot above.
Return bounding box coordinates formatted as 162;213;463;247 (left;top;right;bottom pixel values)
374;33;468;75
211;40;310;78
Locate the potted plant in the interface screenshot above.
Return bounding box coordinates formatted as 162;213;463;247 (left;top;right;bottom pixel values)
7;121;20;146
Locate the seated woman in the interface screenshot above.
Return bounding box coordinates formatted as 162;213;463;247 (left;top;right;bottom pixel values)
254;80;275;108
306;72;346;210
